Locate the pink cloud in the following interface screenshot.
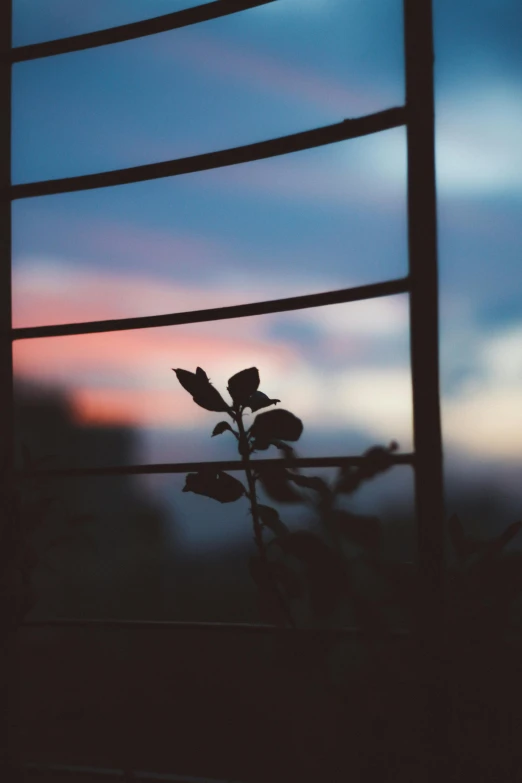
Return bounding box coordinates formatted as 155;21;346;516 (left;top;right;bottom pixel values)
12;251;339;330
12;261;406;431
14;211;236;279
153;30;385;117
12;266;300;427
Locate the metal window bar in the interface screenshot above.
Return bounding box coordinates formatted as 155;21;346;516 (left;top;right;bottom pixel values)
1;0;443;639
1;0;445;775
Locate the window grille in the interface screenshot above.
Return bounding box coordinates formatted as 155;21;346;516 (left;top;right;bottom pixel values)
1;1;446;778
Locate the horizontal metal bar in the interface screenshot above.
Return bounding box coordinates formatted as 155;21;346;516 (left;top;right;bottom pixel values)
10;106;407;200
25;760;248;782
16;452;414;480
9;0;277;63
20;619;411;639
11;277;410;340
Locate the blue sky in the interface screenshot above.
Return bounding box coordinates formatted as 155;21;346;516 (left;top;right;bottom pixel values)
10;0;522;527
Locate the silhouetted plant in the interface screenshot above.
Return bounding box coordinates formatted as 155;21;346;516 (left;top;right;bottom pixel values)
367;511;522;640
174;366;399;629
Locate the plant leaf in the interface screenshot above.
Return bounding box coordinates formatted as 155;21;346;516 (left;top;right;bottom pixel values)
335;466;362;495
257;504;289;538
173;368;230;413
245;391;281;413
358;443;398;480
227;367;260;408
174;368;205;396
250;437;272;452
287;473;331;498
272;440;295;459
258;466;303;504
250;409;303;443
183;470;245;503
212;421;234;438
334;510;381;550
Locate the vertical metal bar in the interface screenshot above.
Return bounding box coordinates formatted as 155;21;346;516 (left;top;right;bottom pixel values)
404;0;448;775
0;3;21;780
0;0;13;470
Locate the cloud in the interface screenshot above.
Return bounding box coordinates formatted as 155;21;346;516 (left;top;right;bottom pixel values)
196;126;408;213
14;257;522;462
442;321;522;459
152;27;387;117
363;82;522;197
13;210;240;280
304;294;408;338
12;257;411;433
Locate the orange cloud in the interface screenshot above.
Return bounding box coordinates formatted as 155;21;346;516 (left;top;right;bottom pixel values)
70;387;196;428
12;263;301;428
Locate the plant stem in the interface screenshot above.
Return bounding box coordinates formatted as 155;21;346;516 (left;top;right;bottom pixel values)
236;411;295;628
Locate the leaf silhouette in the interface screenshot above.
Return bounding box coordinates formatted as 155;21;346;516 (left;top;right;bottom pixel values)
245;391;281;413
250;409;303;443
334;510;381;550
271;440;295;459
250;436;272;452
173;368;230;413
258;467;303;504
359;443;398;479
183;471;245;503
212;421;234;438
288;473;331;499
257;504;289;538
227;367;260;407
335;466;362;495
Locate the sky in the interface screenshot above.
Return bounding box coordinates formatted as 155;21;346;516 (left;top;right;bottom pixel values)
9;1;522;548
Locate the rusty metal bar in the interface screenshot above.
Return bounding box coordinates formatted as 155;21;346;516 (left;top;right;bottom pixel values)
404;0;447;774
10;107;406;200
8;0;277;63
